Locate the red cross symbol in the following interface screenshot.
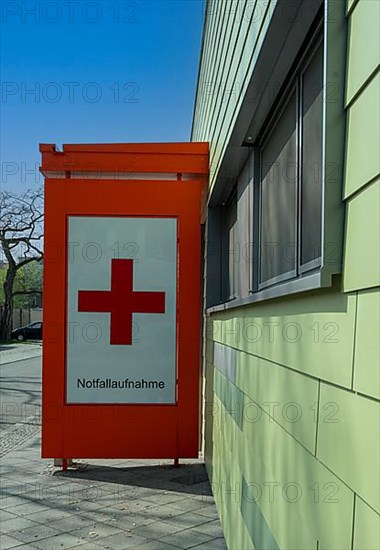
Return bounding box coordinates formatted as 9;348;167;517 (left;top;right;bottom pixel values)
78;259;165;346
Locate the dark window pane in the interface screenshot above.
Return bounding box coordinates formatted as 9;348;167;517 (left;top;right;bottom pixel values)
226;197;237;299
260;90;297;284
301;42;323;266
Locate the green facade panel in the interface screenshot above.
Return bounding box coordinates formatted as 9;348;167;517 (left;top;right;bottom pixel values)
241;478;280;550
214;369;244;430
208;367;355;550
210;288;356;388
317;383;380;512
353;497;380;550
208;2;275;191
343;179;380;291
346;0;380;104
239;394;354;549
192;0;276;191
235;350;319;453
353;288;380;399
344;73;380;198
211;395;255;550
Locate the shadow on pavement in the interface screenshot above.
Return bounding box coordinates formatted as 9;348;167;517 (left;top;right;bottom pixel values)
53;462;212;496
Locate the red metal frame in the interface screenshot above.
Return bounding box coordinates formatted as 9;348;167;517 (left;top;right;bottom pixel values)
41;143;208;459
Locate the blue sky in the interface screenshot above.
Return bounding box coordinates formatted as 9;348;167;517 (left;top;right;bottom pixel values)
1;0;205;191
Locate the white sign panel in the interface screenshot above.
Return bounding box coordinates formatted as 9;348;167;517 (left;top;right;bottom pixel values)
66;216;177;404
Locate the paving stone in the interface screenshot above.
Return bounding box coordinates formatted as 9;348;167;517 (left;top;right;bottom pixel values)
162;511;213;530
132;521;186;541
0;496;28;510
0;509;19;522
11;523;62;544
193;495;215;504
0;533;28;550
100;507;139;520
106;512;156;530
193;506;220;519
69;521;124;541
64;500;109;514
0;516;37;534
97;532;149;549
193;520;225;538
124;487;162;500
0;480;33;494
25;508;73;524
4;502;50;517
1;418;226;550
191;538;228;549
159;527;216;549
0;417;40;458
72;543;105;550
47;513;101;533
101;496;139;509
2;472;42;484
131;542;181;549
165;499;210;514
31;532;87;550
112;500;160;515
141;493;189;506
136;504;187;522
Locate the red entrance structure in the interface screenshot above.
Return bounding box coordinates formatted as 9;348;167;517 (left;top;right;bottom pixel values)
40;143;208;461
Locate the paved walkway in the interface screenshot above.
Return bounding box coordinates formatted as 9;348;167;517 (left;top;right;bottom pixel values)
0;351;226;550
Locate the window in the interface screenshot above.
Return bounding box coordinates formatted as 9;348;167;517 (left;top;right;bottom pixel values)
222;193;238;300
258;38;324;289
260;89;298;286
300;43;323;268
205;5;347;312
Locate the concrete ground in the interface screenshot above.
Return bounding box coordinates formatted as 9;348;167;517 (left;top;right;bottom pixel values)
0;355;226;550
0;343;42;367
0;350;42;433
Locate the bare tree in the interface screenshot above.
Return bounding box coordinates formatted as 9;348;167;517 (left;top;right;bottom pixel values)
0;188;43;341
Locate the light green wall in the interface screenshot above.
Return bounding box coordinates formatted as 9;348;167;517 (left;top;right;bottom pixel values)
345;0;380;104
353;288;380;400
192;0;276;193
317;383;379;512
353;497;380;550
209;376;356;549
343;178;380;291
209;287;357;388
344;75;380;199
205;284;380;548
196;0;380;548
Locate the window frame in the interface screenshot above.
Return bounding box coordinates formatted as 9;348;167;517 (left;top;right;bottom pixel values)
257;31;324;292
258;84;299;290
298;35;325;276
222;190;238;302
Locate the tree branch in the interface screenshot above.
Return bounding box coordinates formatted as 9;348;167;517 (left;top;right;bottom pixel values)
12;290;42;297
15;256;43;270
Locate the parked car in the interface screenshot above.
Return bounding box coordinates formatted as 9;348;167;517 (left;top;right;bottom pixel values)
11;322;43;341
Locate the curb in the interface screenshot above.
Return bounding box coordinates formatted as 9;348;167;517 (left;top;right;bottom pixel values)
0;345;43;366
1;353;42;366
